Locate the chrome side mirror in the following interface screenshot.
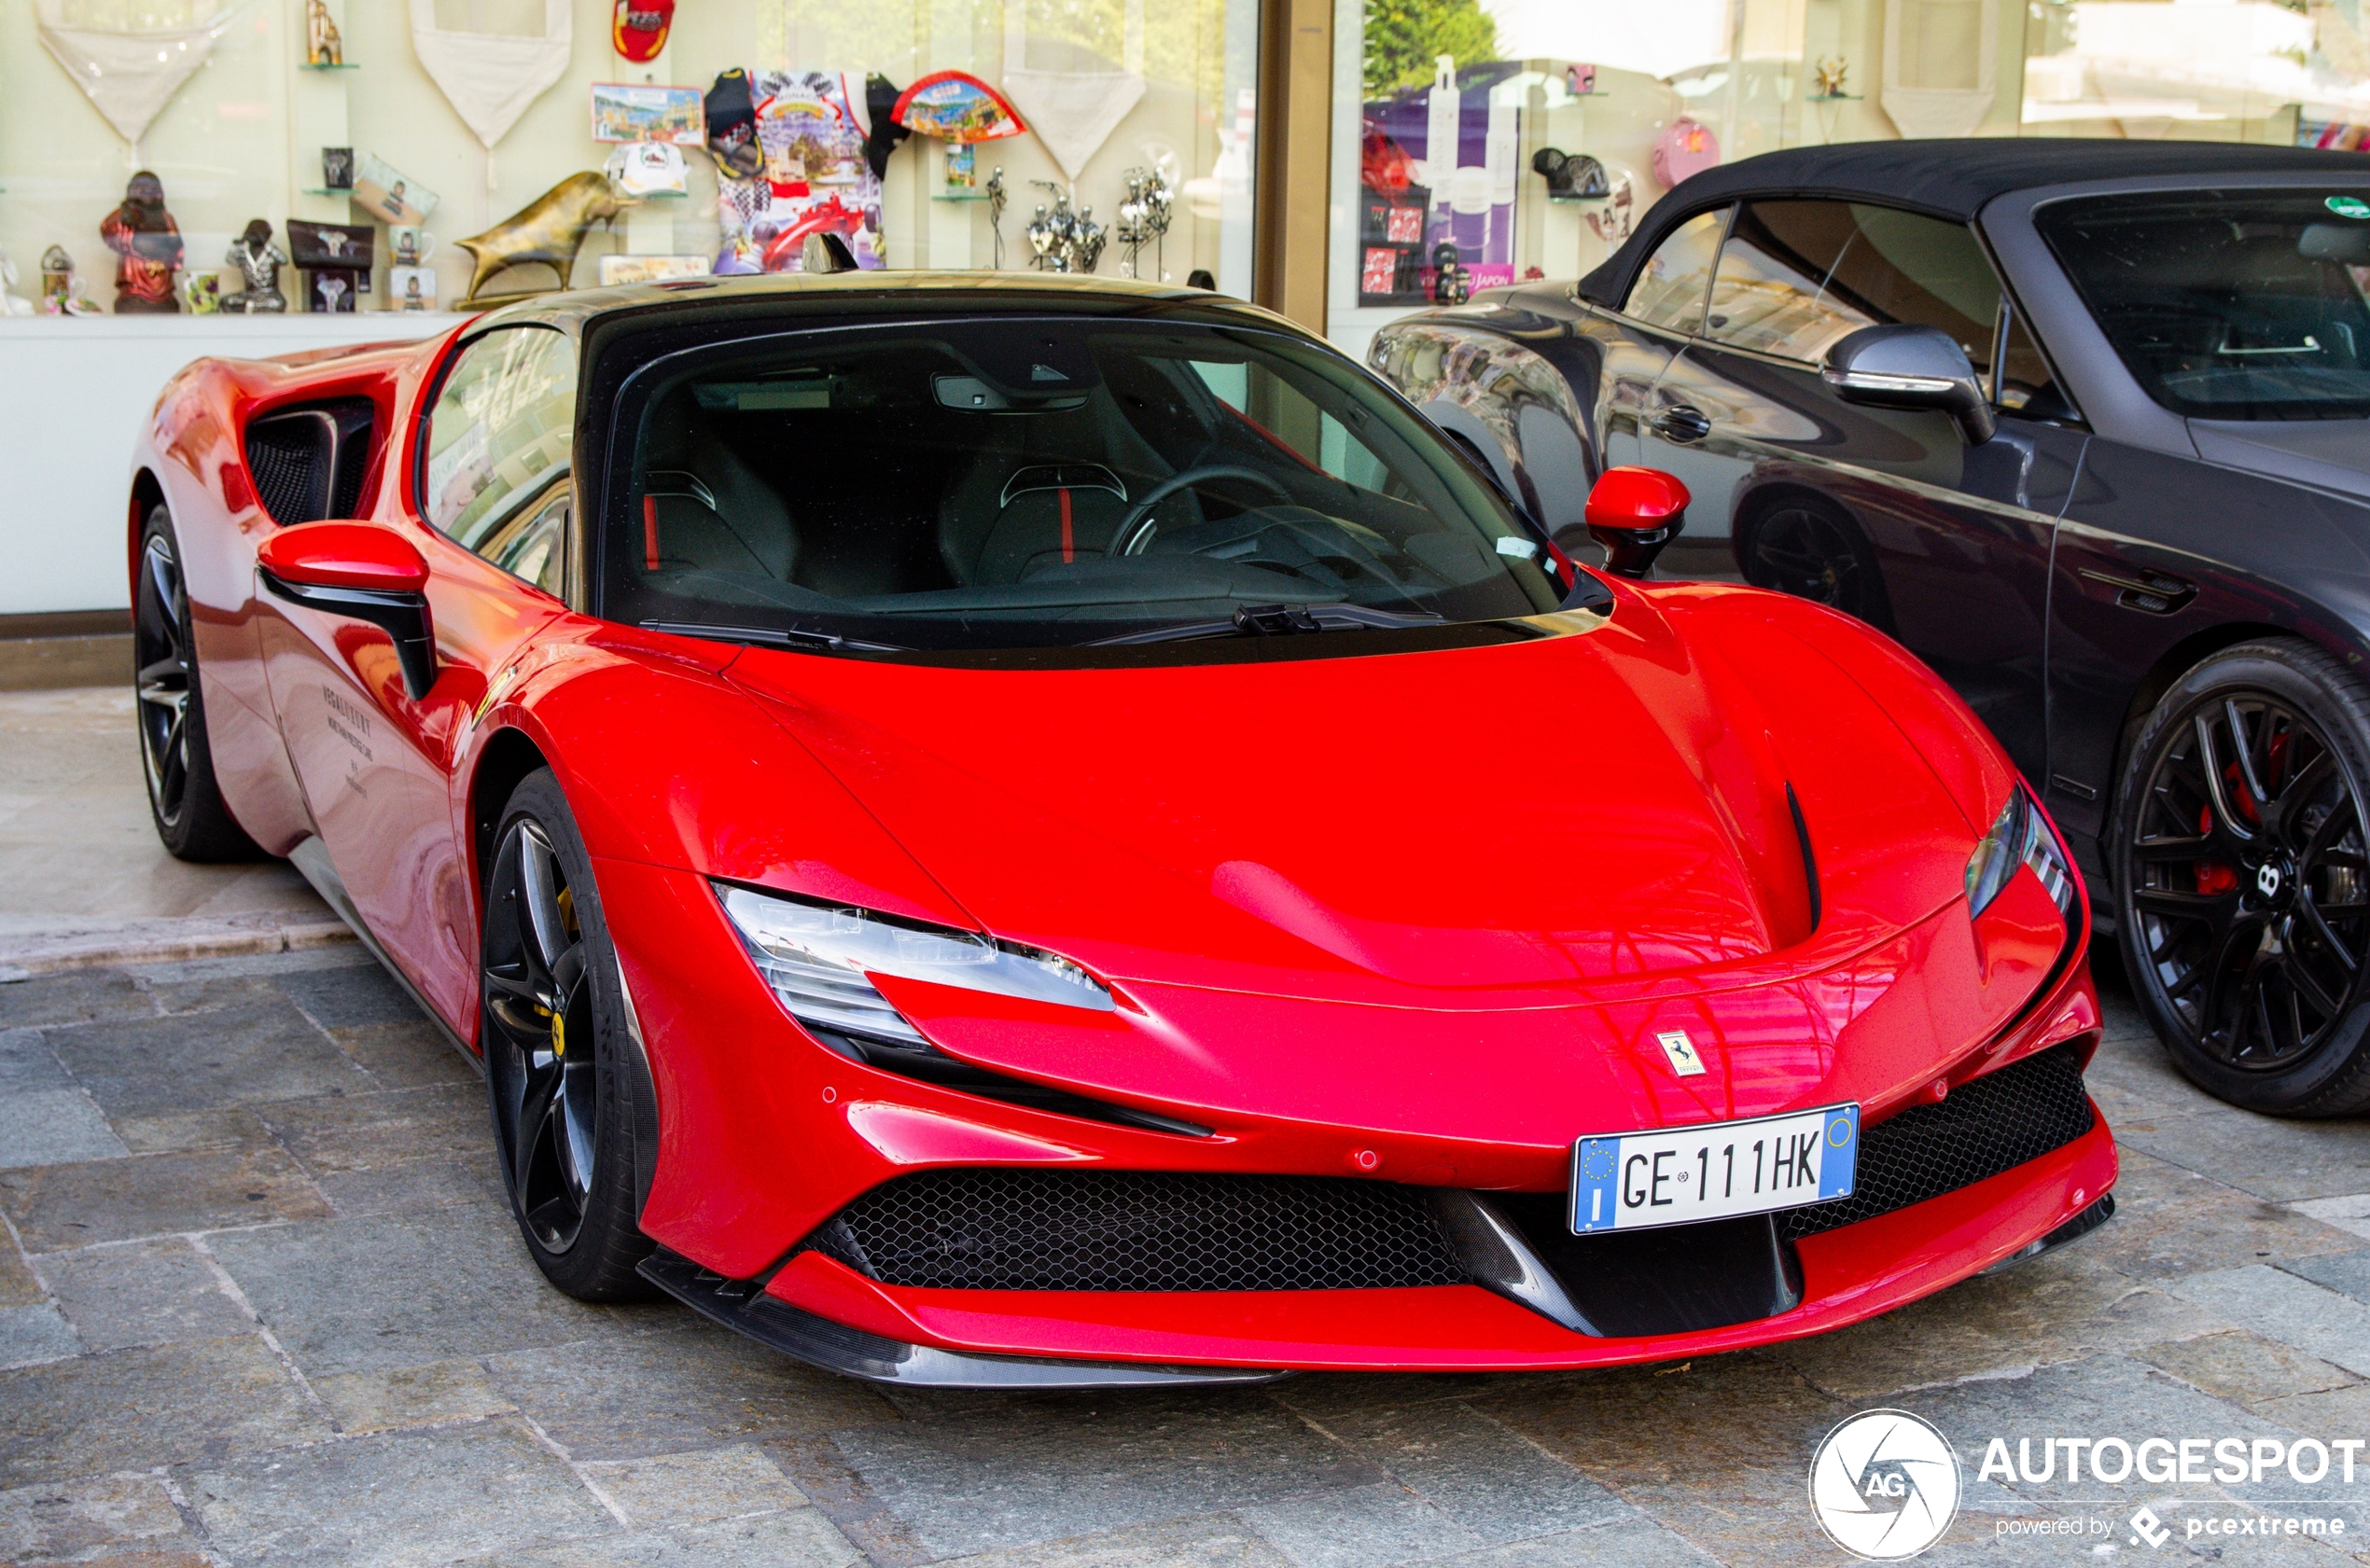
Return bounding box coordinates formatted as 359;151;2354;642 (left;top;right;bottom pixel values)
1822;324;1996;445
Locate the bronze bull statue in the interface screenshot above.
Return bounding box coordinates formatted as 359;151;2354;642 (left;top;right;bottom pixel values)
455;173;635;306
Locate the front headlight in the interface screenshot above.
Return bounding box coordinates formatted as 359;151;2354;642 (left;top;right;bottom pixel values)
717;883;1112;1048
1965;786;2077;921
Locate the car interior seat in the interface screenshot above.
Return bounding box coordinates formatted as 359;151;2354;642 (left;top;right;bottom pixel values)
640;402;800;583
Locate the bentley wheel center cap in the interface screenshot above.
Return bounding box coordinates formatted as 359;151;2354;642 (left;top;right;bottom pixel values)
2257;861;2286;901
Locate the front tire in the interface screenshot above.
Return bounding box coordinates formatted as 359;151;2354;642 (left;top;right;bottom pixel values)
481;769;657;1299
2112;640;2370;1114
134;505;258;861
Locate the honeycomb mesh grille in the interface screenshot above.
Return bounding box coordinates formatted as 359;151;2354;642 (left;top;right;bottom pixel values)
1779;1042;2094;1240
818;1170;1469;1291
244;422;328;527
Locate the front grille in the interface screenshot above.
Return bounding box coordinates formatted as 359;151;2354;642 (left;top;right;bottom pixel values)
1778;1042;2095;1240
815;1170;1468;1291
807;1043;2095;1297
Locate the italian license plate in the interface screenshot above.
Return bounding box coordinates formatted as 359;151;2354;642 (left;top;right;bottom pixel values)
1568;1103;1860;1234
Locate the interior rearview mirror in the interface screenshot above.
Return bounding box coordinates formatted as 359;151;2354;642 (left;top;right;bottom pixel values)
1582;466;1690;579
257;520;439;701
1821;324;1997;445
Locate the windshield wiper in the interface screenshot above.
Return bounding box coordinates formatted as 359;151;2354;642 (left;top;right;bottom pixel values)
1089;603;1445;646
640;620;908;653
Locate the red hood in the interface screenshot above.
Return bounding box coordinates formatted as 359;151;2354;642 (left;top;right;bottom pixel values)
718;588;1992;1011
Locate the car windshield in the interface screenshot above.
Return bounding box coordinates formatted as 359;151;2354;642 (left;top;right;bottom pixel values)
599;315;1561;651
2037;188;2370;420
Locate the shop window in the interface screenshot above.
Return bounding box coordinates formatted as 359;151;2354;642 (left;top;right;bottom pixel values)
423;327;577;552
1623;208;1728;334
1708;201;1997;370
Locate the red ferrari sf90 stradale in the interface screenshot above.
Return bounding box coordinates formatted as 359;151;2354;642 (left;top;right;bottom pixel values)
126;273;2112;1387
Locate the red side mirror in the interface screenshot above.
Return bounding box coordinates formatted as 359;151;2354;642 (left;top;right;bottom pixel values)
1582;466;1690;579
257;521;439;700
257;520;429;594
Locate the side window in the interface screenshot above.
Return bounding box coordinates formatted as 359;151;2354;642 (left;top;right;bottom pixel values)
479;478;568;597
1707;201;1998;371
1706;201;1865;359
1623;209;1728;334
1318;412;1392;493
1996;306;2081;423
422;326;577;553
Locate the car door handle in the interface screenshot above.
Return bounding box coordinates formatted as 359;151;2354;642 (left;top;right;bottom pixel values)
2078;565;2196;616
1652;405;1713;444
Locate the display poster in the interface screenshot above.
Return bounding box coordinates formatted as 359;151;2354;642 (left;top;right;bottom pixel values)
1359;63;1521;306
592;82;705;145
715;71;884;273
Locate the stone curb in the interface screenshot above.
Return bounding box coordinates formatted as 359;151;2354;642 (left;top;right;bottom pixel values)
0;914;357;978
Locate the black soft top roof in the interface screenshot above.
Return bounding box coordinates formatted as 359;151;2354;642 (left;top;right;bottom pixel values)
1576;137;2370;308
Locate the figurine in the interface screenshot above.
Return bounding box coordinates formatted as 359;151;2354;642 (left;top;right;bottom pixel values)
1815;57;1848;98
454;172;635;305
986;166;1008;269
220;220;289;313
306;0;342;67
1429;241;1469;306
1025;181;1103;273
1114;165;1174;280
0;247;32;317
183;273;221;313
100;172;183;313
322;147;354;190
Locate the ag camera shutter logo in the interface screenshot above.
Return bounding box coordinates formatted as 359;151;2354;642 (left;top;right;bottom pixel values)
1808;1409;1961;1560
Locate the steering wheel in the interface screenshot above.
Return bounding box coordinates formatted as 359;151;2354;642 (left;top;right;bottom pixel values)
1108;465;1295;557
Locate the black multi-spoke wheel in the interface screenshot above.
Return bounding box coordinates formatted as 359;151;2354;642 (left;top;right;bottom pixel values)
1738;497;1889;628
481;770;657;1298
2114;641;2370;1114
133;506;257;861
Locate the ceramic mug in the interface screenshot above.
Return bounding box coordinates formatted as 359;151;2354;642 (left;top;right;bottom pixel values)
390;227;436;267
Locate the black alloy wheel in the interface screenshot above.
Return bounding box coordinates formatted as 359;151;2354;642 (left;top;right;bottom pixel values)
1739;498;1888;628
2115;641;2370;1115
133;506;257;861
481;770;656;1298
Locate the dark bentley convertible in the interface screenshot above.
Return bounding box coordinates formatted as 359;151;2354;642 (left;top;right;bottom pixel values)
1377;139;2370;1115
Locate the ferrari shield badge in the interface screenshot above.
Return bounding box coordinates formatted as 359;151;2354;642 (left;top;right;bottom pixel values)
1657;1030;1707;1078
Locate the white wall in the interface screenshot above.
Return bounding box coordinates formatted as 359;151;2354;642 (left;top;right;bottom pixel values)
0;314;459;617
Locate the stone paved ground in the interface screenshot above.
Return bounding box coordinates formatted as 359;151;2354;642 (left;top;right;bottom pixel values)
4;946;2370;1566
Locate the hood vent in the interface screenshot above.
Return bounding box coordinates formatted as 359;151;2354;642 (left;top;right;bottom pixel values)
1788;783;1821;932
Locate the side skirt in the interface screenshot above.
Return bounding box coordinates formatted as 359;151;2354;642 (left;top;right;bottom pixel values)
637;1249;1290;1390
288;835;481;1073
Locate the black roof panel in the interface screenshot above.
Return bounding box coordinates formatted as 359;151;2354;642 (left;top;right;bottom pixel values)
1576;137;2370;307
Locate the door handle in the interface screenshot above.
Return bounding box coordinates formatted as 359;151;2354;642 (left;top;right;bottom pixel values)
1652;405;1713;444
2077;565;2196;616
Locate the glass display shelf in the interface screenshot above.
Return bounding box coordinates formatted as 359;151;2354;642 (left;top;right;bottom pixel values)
932;188;995;201
300;62;360;71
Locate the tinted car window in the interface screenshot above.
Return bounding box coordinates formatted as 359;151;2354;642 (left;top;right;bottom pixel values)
1708;201;1997;368
1624;209;1727;333
2038;189;2370;419
423;326;577;550
600;317;1562;652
